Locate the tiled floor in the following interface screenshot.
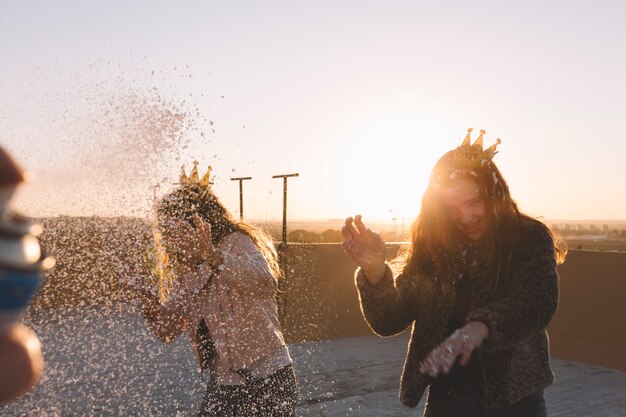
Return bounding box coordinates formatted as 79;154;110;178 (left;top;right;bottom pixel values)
292;334;626;416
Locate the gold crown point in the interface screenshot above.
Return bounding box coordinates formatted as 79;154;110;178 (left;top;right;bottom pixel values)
473;129;485;149
180;165;189;184
461;127;473;146
200;165;212;187
189;161;200;182
484;138;502;161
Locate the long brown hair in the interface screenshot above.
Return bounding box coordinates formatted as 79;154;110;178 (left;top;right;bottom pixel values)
398;150;566;293
152;184;281;301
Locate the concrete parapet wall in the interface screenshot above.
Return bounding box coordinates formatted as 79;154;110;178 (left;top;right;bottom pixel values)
547;250;626;372
278;244;626;372
31;217;626;371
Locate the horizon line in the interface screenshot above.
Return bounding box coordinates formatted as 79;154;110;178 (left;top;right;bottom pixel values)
34;214;626;224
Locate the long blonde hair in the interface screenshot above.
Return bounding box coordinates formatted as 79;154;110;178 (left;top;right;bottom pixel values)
151;184;281;302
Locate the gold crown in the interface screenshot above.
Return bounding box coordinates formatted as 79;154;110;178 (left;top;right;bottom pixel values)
180;161;212;188
453;128;501;169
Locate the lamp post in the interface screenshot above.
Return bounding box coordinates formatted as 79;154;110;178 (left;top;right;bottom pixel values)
271;173;298;326
230;177;252;221
271;173;299;246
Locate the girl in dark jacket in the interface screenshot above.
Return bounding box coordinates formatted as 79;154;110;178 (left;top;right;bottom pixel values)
342;128;566;417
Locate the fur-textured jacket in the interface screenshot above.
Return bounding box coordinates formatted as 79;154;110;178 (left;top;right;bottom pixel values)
355;217;559;410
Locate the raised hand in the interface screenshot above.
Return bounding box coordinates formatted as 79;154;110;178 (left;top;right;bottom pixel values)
160;215;221;268
190;215;224;268
341;214;387;285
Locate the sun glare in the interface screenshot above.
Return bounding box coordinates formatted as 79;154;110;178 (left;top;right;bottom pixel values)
325;107;454;224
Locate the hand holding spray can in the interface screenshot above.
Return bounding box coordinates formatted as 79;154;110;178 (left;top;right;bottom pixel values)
0;146;54;333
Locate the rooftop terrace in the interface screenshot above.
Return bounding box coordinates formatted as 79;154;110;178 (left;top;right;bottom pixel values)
2;222;625;415
1;308;624;416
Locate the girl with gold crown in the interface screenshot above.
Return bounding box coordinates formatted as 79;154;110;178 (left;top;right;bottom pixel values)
342;129;566;416
126;162;297;417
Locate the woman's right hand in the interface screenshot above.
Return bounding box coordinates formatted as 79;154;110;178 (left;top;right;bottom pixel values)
341;215;387;285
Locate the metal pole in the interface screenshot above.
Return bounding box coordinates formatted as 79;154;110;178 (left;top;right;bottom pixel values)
282;177;287;242
230;177;252;221
271;173;298;328
272;173;299;245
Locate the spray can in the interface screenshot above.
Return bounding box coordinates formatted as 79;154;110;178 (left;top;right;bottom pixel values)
0;147;54;333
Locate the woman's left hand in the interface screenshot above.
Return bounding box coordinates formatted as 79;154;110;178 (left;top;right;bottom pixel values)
419;321;489;378
189;215;222;267
166;215;222;268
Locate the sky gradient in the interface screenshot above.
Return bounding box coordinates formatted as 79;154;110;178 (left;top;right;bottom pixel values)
1;1;625;223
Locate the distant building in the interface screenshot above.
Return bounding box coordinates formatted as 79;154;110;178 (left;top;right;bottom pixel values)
577;224;586;232
602;224;610;233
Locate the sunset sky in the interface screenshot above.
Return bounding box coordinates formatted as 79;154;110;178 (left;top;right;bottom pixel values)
1;1;625;223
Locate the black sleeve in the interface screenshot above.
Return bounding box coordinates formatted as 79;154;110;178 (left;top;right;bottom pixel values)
355;265;418;337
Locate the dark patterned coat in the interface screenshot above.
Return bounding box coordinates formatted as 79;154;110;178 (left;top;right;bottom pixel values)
355;217;559;410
